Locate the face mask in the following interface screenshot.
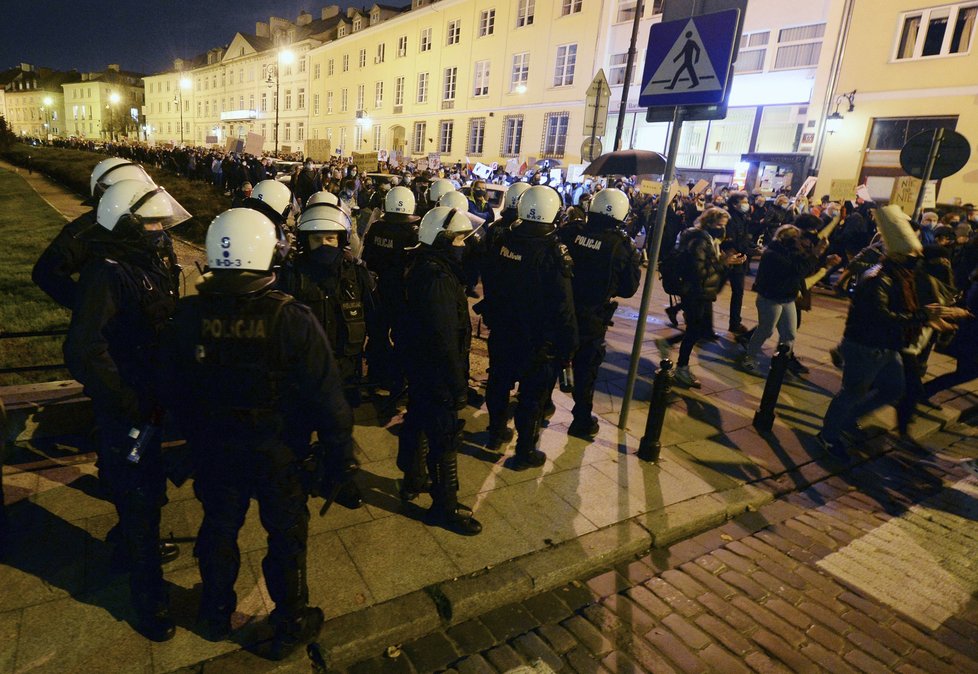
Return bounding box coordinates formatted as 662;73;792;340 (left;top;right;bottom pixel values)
341;190;353;200
307;244;343;266
708;226;725;239
143;229;170;252
738;202;750;213
474;189;487;199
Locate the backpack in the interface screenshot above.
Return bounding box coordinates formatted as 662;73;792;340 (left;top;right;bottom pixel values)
658;237;688;296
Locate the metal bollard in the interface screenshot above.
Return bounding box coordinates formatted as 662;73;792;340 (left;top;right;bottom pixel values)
753;343;791;432
638;359;674;462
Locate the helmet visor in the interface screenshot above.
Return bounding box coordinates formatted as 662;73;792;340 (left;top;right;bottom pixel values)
131;187;192;230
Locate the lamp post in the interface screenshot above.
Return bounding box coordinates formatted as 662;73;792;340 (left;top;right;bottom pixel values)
176;76;191;146
107;91;121;141
41;95;53;140
265;49;295;156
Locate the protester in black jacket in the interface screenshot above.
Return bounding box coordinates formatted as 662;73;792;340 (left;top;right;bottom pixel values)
657;208;745;388
724;192;755;333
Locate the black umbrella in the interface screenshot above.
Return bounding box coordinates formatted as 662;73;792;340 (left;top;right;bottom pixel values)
584;149;667;177
535;158;563;167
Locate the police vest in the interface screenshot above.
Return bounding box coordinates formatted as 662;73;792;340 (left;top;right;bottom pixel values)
485;232;571;333
361;219;418;287
192;290;294;413
108;254;178;345
293;260;367;359
562;224;628;308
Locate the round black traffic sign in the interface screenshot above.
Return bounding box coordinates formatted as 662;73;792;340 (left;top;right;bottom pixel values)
899;129;971;180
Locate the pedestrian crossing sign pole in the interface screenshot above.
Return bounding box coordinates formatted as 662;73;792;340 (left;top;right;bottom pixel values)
619;7;741;430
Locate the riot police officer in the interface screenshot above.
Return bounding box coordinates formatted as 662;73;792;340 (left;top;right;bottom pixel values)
557;188;641;438
484;182;530;249
284;201;377;407
244;179;294;228
360;185;420;391
417;178;456;218
33;158;157;309
482;186;578;466
160;208;353;658
64;179;190;641
400;207;482;535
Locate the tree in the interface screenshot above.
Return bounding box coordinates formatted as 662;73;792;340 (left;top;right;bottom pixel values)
0;115;16;150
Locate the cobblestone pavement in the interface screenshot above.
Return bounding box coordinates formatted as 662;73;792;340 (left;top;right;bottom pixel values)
341;429;978;674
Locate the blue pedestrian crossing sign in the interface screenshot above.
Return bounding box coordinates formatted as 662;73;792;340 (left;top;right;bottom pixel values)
639;9;739;108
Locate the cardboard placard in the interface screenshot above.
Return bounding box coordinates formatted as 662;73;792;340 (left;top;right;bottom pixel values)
549;168;563;183
243;132;264;156
416;158;429;172
690;179;709;195
352;151;378;174
640;179;662;196
855;184;873;202
305;138;331;161
505;158;521;176
829;178;857;203
795;175;818;199
427;152;441;170
378;149;389;163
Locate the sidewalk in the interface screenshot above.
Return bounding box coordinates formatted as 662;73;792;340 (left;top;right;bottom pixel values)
4;172;978;673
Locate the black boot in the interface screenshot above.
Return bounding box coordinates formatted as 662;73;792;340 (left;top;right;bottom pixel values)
268;606;324;661
196;604;233;642
398;431;431;501
134;594;176;642
568;415;600;439
334;480;363;509
426;453;481;536
540;400;557;427
665;304;680;328
485;425;514;452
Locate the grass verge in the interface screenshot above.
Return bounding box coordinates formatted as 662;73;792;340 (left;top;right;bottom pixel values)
1;142;228;244
0;167;73;385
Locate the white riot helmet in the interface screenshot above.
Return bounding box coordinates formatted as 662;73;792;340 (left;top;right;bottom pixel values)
385;185;416;216
91;161;155;203
427;178;455;203
248;179;293;222
306;190;340;208
504;182;531;211
206;208;286;271
517;185;562;225
90;157;133;196
298;203;352;236
589;187;630;222
419;206;473;246
96;179;191;233
439;191;469;211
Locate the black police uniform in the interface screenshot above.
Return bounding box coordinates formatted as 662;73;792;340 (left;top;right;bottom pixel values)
160;273;353;652
399;245;480;534
482;222;578;466
360;214;419;389
63;238;179;640
32;212;98;309
558;215;641;432
280;249;378;396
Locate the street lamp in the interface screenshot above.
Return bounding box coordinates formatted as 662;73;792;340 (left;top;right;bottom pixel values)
41;95;53;139
174;76;192;146
107;91;121;141
825;90;856;135
266;48;294;156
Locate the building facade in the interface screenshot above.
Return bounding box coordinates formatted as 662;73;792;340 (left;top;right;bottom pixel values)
62;65;145;141
816;0;978;204
1;64;78;138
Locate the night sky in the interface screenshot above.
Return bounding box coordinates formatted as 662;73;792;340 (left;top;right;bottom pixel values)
1;0;368;76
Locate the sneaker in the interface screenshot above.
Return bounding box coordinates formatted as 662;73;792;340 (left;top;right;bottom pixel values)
268;607;324;661
816;432;849;461
568;415;600;439
674;366;702;389
829;346;844;369
786;355;810;375
738;354;758;372
656;338;672;359
509;448;547;471
729;323;749;334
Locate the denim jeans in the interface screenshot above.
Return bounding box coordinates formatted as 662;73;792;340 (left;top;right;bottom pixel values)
822;338;905;442
746;296;797;358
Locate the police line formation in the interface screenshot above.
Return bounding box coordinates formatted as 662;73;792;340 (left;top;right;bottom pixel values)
22;152;978;656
